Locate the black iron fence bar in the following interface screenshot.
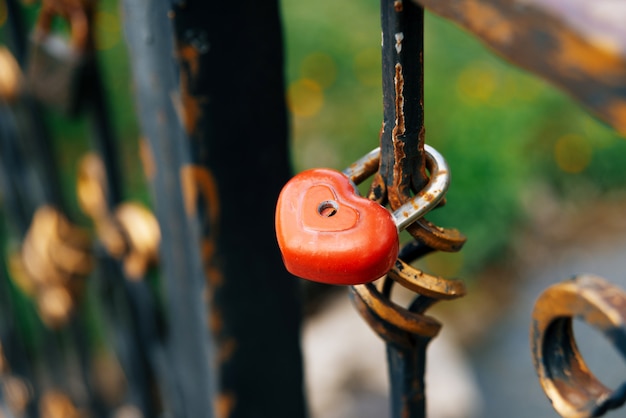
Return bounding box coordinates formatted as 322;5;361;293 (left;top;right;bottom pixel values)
379;0;428;205
167;1;307;415
4;0;67;214
379;1;430;417
121;2;216;416
350;1;467;417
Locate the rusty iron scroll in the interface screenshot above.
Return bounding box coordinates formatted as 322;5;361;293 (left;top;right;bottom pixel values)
531;275;626;418
412;0;626;136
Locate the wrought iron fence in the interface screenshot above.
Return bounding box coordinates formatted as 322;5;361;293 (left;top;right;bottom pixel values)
0;0;625;417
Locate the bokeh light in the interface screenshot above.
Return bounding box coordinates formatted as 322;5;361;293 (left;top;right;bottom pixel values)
456;61;543;106
553;134;593;173
354;47;381;87
300;52;337;89
456;62;498;105
287;78;324;118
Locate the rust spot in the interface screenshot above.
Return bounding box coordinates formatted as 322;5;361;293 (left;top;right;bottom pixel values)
139;137;156;181
217;338;237;363
462;1;514;45
179;43;201;79
393;63;406;139
209;307;223;334
180;166;223;293
389;63;410;207
206;265;223;288
174;70;206;135
367;173;387;203
394;0;403;12
179;165;220;225
553;30;625;81
214;392;236;418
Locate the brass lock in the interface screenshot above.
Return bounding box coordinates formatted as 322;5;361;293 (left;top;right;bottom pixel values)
26;0;92;115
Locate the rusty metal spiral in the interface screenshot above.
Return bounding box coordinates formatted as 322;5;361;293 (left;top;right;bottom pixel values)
346;1;468;417
531;275;626;418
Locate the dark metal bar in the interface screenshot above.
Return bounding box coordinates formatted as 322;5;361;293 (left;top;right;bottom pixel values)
379;0;428;207
168;1;307;415
0;106;33;233
121;3;216;417
387;339;429;418
92;254;163;417
347;3;468;417
4;0;67;213
86;59;123;206
4;0;26;64
377;2;432;417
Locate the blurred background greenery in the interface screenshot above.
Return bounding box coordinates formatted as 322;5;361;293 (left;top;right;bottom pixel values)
2;0;626;284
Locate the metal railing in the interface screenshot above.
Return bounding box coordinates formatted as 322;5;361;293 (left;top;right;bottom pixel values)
0;0;625;417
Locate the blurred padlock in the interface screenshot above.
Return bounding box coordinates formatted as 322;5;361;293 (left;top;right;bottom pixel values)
275;145;450;285
0;47;23;103
26;0;91;115
77;153;161;280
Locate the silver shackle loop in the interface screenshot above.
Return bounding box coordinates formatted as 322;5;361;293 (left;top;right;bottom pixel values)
342;144;451;232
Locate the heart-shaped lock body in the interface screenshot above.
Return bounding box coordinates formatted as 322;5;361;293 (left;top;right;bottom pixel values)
275;168;398;285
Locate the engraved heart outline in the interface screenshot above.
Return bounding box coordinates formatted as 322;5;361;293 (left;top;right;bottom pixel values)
275;168;399;285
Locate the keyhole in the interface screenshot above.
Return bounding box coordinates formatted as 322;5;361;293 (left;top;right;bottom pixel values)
318;200;338;217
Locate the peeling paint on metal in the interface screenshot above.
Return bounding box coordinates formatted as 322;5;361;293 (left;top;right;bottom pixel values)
214;392;236;418
395;32;404;54
217;338;237;364
179;165;220;224
178;42;202;79
390;63;409;204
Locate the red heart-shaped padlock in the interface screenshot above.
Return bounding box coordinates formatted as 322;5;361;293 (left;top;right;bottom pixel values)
275;168;399;285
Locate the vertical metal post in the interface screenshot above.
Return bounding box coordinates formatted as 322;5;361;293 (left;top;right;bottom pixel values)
387;337;430;417
122;3;215;417
378;0;428;205
168;1;307;416
352;2;466;418
380;1;430;417
122;1;306;417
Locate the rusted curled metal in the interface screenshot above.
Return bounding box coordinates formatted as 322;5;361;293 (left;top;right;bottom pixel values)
411;0;626;136
13;205;93;328
77;153;160;280
531;275;626;418
345;144;466;341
